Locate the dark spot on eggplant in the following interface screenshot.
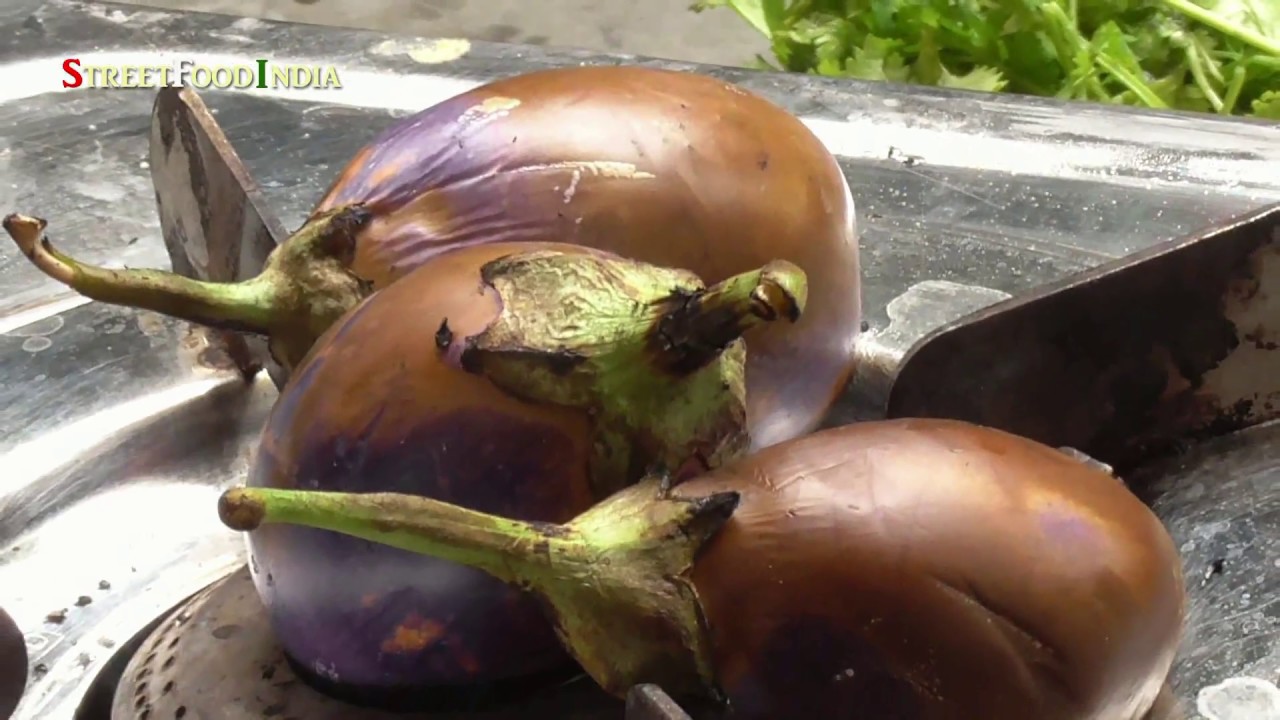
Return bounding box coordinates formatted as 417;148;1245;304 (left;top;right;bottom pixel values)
723;615;924;719
689;491;741;525
458;339;484;374
211;624;241;639
254;408;587;686
435;319;453;350
757;153;769;170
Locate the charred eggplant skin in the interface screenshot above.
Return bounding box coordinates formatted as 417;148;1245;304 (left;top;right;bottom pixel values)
247;242;597;689
313;66;860;449
685;419;1185;720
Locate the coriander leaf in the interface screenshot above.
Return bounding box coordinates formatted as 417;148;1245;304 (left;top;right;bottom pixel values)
1156;0;1280;55
694;0;1280;118
938;65;1008;92
689;0;775;37
1253;90;1280;118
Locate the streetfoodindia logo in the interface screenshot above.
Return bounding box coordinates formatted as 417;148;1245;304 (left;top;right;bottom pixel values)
61;58;342;89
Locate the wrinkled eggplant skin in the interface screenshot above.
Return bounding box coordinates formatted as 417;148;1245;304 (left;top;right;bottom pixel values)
682;419;1184;720
246;242;600;689
312;66;860;450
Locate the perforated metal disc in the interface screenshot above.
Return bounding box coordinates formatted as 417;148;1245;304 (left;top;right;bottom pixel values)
111;566;619;719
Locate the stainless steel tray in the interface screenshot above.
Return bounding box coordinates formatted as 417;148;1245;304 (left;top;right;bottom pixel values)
1;1;1277;718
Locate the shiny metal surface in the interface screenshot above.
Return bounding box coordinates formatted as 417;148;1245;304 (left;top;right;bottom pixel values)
1135;420;1280;717
0;1;1278;719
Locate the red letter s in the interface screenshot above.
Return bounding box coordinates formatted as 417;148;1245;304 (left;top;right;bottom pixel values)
62;58;83;88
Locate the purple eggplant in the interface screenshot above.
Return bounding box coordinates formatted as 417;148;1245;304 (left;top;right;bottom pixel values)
221;418;1186;719
240;240;806;690
4;66;859;449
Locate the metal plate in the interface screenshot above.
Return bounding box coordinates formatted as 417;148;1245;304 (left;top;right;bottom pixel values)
0;1;1278;718
1135;420;1280;716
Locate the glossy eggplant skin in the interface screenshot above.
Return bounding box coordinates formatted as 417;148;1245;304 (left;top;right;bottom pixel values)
246;242;602;690
311;66;860;450
680;419;1184;720
0;605;25;719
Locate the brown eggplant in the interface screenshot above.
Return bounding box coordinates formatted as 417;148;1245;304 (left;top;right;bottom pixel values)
4;66;859;448
220;418;1186;720
239;240;806;691
0;605;24;719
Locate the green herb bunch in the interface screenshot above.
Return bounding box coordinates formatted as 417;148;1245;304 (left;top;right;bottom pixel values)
692;0;1280;118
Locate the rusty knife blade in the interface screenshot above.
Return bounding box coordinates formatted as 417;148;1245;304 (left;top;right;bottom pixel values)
149;86;288;381
886;202;1280;472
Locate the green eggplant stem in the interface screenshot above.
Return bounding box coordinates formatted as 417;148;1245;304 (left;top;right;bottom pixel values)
220;486;562;585
2;213;277;333
452;252;808;495
1;206;373;372
219;482;740;699
654;259;808;374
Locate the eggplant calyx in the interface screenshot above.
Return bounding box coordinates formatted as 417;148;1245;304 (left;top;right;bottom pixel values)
1;205;373;373
440;250;808;497
218;479;739;701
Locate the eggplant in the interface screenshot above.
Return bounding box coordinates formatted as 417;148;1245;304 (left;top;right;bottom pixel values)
4;66;859;448
0;605;24;719
220;418;1186;720
240;239;806;691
